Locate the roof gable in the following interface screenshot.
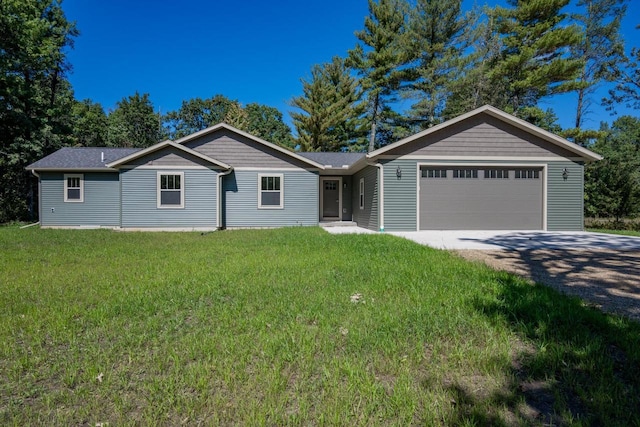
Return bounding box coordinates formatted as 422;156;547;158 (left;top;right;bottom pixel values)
368;105;603;162
106;140;231;169
175;123;324;169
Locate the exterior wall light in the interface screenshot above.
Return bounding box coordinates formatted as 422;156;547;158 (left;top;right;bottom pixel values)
396;166;402;179
562;168;569;180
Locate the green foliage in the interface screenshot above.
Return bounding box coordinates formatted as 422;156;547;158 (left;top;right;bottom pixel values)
106;92;163;148
164;95;293;148
443;10;508;118
0;0;78;222
585;116;640;220
163;94;235;139
347;0;409;150
489;0;584;112
244;103;294;149
604;32;640;112
71;99;108;147
291;57;365;152
403;0;468;128
571;0;626;132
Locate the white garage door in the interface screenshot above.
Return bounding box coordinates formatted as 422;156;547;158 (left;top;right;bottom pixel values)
419;166;543;230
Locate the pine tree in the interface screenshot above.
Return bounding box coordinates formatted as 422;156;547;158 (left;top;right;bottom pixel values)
569;0;626;142
347;0;408;150
604;25;640;112
403;0;467;128
291;57;363;152
444;11;507;117
489;0;584;113
223;101;249;130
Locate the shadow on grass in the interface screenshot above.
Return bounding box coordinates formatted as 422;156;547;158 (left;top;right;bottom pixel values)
460;234;640;322
445;272;640;426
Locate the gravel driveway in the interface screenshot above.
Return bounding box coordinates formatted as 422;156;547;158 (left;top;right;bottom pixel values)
456;248;640;322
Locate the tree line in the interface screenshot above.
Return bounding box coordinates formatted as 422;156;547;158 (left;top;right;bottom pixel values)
1;0;639;223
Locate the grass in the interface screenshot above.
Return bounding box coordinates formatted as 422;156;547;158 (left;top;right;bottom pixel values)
1;227;639;426
588;228;640;237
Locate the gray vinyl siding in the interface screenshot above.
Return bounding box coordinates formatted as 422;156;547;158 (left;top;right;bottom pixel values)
342;175;353;221
547;161;584;231
386;113;577;158
39;172;120;227
121;169;217;228
381;159;418;231
184;129;312;169
124;146;215;168
352;166;379;231
222;170;318;228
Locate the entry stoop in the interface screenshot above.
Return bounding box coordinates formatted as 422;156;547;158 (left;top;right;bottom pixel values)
320;221;358;228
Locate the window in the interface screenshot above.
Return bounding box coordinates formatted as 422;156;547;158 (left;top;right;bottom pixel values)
64;174;83;202
157;172;184;208
514;169;540;179
359;178;365;210
453;169;478;179
258;174;283;209
325;181;337;191
485;169;509;179
422;169;447;178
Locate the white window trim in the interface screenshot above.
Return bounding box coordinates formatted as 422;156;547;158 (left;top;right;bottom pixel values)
63;174;84;203
157;171;185;209
258;173;284;209
359;178;365;210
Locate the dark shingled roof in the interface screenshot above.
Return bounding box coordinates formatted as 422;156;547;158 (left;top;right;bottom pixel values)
298;152;365;168
26;147;141;170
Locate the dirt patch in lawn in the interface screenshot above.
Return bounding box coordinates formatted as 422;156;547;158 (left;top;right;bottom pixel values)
456;249;640;322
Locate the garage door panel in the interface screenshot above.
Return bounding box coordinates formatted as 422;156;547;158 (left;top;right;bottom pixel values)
419;167;543;230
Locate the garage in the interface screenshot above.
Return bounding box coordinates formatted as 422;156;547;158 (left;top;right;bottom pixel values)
419;166;544;230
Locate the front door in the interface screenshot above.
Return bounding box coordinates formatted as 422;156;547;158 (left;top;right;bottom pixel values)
321;178;341;220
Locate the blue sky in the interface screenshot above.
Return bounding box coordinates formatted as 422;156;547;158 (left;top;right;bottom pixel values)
63;0;639;132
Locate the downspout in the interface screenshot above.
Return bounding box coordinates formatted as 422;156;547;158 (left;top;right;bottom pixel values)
217;168;233;230
31;170;42;226
366;161;384;232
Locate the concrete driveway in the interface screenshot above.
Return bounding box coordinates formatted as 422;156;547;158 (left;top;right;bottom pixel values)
388;230;640;250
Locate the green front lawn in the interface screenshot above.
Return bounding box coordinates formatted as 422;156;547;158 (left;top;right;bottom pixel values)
1;227;638;425
588;228;640;237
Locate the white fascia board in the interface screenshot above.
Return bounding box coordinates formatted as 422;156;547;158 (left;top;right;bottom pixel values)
174;123;326;170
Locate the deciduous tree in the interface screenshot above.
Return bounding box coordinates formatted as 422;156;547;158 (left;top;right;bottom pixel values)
0;0;78;221
107;92;162;148
71;99;108;147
